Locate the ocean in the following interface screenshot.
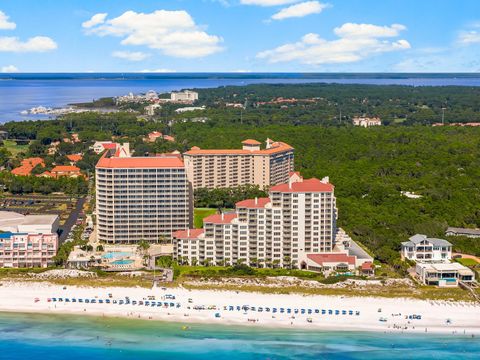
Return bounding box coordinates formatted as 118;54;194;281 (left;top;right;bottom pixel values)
2;73;480;123
0;312;478;360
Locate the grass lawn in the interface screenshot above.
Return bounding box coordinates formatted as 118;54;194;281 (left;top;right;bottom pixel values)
455;258;479;266
193;208;218;228
2;140;29;156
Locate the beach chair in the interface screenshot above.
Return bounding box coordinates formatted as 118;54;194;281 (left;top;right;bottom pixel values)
335;310;339;315
287;308;291;314
321;309;326;314
328;310;333;315
342;310;346;315
349;310;353;315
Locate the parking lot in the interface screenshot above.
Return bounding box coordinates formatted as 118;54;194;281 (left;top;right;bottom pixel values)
0;194;86;243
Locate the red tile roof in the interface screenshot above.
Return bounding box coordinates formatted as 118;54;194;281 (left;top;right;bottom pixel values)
270;178;334;193
172;229;204;240
11;158;45;176
236;197;271;209
96;154;184;168
203;213;237;224
307;253;356;266
103;143;117;150
361;262;374;270
51;165;81;173
242;139;261;145
66;154;83;162
163;135;175;142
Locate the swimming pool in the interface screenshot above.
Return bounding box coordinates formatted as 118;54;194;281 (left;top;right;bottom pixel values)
102;252;131;259
111;259;134;265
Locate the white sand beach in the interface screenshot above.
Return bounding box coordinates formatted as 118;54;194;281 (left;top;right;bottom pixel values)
0;281;479;335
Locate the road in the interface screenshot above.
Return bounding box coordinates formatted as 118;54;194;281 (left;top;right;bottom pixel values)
58;197;86;244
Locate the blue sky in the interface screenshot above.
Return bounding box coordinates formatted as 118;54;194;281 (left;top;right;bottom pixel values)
0;0;479;72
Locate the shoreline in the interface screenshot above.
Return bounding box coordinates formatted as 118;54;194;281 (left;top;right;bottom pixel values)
1;281;479;336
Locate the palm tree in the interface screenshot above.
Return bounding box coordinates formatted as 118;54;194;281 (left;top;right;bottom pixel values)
283;256;291;269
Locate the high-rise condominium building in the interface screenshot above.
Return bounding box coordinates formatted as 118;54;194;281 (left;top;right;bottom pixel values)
183;139;294;189
95;150;192;244
173;172;336;268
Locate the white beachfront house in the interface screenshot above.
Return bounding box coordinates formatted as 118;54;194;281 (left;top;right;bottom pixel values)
401;234;452;262
415;262;475;287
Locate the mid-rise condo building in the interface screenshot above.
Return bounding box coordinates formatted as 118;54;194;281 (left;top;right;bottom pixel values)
173;172;337;268
0;232;58;268
183;139;294;189
95;150;192;244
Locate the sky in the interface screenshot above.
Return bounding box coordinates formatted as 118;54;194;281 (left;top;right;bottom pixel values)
0;0;479;73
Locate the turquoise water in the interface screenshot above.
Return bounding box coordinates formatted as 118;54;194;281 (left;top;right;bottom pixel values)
102;252;131;259
111;259;134;265
0;312;478;359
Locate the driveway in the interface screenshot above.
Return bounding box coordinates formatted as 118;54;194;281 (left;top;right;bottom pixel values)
58;197;86;244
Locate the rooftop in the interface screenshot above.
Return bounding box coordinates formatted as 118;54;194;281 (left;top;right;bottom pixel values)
446;227;480;236
66;154;83;162
270;178;334;193
51;165;81;173
184;140;293;156
236;197;271;209
203;213;237;224
96;154;185;169
242;139;261;145
307;253;356;266
404;234;452;247
172;229;204;240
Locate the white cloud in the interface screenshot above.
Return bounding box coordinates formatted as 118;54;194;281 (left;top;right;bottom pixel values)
139;68;176;73
257;23;410;65
112;50;150;61
82;13;108;29
0;10;16;30
241;0;300;6
458;30;480;45
271;1;328;20
334;23;406;38
85;10;223;58
0;36;57;52
1;64;18;73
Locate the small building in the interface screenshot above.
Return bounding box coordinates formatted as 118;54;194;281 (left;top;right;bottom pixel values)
51;165;82;178
445;227;480;238
90;141;118;154
361;261;375;276
401;234;452;262
0;211;59;234
66;154;83;165
145;104;162;116
175;106;206;113
11;157;45;176
415;262;475;287
171;90;198;102
0;130;8;140
304;253;357;272
352;116;382;127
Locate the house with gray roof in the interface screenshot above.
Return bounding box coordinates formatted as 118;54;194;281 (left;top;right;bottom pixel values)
401;234;452;262
445;227;480;238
